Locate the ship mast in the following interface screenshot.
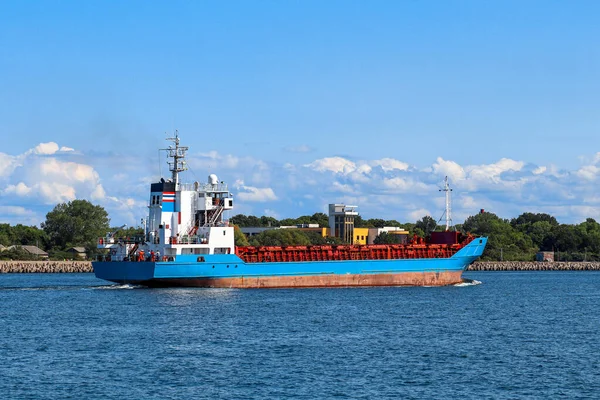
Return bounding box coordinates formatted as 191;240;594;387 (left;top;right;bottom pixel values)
163;130;188;189
439;176;453;231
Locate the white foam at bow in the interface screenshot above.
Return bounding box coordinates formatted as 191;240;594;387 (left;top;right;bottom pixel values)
454;279;482;287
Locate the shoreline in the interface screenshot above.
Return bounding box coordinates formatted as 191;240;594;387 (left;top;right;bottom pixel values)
468;261;600;271
1;260;600;273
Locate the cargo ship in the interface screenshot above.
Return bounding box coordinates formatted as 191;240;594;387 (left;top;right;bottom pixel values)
92;133;487;288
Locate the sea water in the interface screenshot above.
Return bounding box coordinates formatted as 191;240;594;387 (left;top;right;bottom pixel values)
0;272;599;399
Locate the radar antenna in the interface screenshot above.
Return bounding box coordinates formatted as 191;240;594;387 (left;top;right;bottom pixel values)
438;176;453;231
162;130;188;189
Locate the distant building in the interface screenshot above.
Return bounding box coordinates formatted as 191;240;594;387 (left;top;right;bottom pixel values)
239;227;277;237
67;247;88;260
284;224;320;229
328;204;358;244
536;251;554;262
7;245;49;259
0;244;6;252
240;204;409;246
354;227;369;245
367;227;409;245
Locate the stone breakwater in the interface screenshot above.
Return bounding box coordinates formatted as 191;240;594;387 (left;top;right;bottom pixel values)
0;261;93;273
469;261;600;271
1;261;600;273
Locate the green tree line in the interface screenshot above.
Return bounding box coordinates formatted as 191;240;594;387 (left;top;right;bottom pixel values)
231;212;600;261
460;211;600;261
2;201;599;261
0;200;113;261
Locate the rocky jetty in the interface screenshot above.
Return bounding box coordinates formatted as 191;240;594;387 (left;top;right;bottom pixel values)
469;261;600;271
0;261;93;273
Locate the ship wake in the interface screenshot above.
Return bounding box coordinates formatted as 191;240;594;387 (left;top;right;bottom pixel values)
454;279;482;287
91;284;141;290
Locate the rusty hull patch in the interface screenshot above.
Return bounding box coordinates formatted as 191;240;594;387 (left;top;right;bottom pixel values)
147;271;464;288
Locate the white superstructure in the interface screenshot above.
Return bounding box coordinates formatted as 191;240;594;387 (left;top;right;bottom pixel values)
97;132;235;261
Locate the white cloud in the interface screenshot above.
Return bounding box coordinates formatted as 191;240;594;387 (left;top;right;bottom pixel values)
0;142;105;208
372;158;409;172
4;182;32;196
432;157;466;181
458;195;478;209
332;181;355;193
0;205;38;225
575;155;600;180
263;208;280;219
90;184;106;200
545;164;568;178
467;158;524;182
576;165;600;180
199;150;219;159
408;208;431;221
305;157;357;174
0;153;19;179
382;177;430;193
5;139;600;227
0;205;35;216
39;159;99;182
382;177;411;191
38;182;77;203
31;142;60;155
237;186;278;202
356;164;372;174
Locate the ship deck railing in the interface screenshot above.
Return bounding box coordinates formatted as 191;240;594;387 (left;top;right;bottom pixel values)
97;236;145;246
170;235;209;245
179;182;229;192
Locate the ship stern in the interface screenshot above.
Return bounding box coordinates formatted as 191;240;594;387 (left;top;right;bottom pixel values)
92;261;156;285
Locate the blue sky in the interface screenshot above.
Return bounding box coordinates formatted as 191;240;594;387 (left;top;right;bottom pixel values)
1;1;599;227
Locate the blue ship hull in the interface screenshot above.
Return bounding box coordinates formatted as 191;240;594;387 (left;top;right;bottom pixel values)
93;238;487;288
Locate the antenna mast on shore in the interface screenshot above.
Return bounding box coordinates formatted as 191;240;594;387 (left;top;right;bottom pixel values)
439;176;453;231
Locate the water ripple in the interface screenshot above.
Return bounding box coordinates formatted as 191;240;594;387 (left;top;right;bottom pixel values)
0;271;598;399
